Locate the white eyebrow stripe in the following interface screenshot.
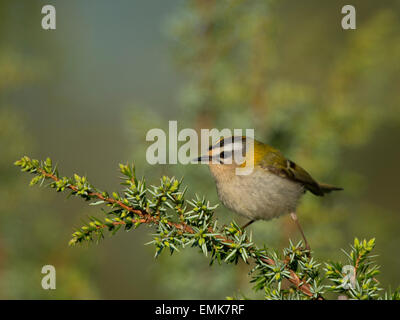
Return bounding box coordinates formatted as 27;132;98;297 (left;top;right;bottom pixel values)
227;142;243;151
210;142;243;155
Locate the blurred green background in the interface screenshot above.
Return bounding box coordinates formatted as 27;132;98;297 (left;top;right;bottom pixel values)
1;0;399;299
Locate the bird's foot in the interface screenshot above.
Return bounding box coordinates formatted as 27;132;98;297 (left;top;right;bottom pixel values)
241;219;255;230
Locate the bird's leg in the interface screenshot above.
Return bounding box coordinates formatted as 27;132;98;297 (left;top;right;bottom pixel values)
290;212;310;251
241;219;255;230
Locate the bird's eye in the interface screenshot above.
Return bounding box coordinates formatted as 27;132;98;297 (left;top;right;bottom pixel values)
218;151;232;163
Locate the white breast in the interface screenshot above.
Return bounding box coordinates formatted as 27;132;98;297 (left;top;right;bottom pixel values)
213;168;304;221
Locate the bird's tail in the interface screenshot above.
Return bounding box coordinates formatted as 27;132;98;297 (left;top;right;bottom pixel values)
318;183;343;195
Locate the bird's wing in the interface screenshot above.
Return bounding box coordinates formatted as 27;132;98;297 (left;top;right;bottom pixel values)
258;148;325;196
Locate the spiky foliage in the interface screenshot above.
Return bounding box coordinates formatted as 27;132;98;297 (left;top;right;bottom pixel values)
15;156;399;300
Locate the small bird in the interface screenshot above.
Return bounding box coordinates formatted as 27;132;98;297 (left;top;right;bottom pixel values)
195;136;343;249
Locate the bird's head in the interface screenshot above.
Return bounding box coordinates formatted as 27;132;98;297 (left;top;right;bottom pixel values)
194;136;263;177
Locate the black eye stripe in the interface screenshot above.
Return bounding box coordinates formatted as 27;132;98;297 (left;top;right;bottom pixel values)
208;136;250;159
209;138;225;150
219;150;232;159
209;136;242;151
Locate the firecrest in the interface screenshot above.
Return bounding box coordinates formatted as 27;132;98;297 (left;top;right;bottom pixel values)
195;136;343;249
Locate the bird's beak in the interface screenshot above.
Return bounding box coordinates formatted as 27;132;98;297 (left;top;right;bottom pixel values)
192;155;211;164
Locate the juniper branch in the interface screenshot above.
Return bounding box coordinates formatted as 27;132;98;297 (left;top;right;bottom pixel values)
14;156;399;300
